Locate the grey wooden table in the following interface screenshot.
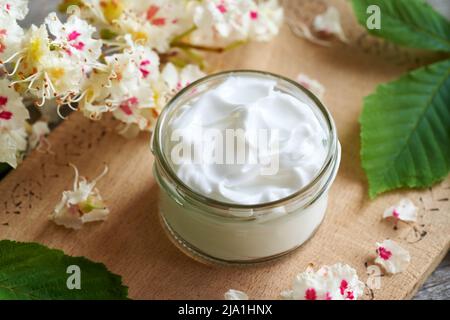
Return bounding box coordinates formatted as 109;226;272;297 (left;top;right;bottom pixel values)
13;0;450;301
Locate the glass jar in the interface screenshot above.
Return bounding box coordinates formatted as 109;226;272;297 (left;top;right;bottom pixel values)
152;70;341;264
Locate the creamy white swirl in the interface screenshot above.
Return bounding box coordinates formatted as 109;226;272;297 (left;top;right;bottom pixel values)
167;76;327;205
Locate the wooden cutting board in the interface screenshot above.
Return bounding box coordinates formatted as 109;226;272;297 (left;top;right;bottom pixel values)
1;3;449;299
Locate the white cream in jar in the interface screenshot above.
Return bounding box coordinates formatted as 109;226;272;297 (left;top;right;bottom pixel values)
152;71;341;263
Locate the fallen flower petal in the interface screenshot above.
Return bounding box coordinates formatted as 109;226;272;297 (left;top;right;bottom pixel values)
383;198;418;223
375;240;410;274
287;19;331;47
282;263;364;300
312;6;348;43
50;164;110;230
224;289;249;300
296;74;325;99
28;120;50;150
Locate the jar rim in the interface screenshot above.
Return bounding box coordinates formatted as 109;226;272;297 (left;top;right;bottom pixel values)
152;69;339;211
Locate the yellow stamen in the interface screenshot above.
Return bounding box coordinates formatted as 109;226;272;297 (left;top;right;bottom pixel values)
100;0;124;23
28;39;44;63
47;67;65;81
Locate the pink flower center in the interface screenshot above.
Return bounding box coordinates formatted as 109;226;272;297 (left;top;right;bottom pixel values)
217;3;227;14
0;96;8;107
120;105;133;115
346;291;355;300
305;288;317;300
68;31;81;41
0;96;12;120
0;111;13;120
139;60;151;78
146;5;159;20
339;279;348;295
325;292;332;300
6;3;11;11
0;29;7;54
392;209;400;218
152;18;166;26
250;11;258;20
72;42;85;51
339;279;355;300
146;5;166;26
378;246;392;260
120;97;139;115
67;31;85;51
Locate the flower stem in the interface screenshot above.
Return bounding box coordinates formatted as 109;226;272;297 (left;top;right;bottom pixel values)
171;41;226;53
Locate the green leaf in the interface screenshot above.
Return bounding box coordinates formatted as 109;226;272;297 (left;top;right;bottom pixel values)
361;59;450;198
0;240;128;300
352;0;450;52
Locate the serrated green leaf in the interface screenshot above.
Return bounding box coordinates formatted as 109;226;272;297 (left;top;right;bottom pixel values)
361;59;450;198
0;240;128;300
352;0;450;52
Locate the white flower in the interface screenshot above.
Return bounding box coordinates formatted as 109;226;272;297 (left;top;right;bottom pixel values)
190;0;283;47
77;0;191;52
45;12;103;67
282;263;365;300
0;128;27;168
21;24;51;67
160;62;205;96
5;14;104;108
50;164;110;230
7;23;88;107
375;240;410;274
0;79;29;131
383;198;418;223
105;41;159;98
111;89;156;131
248;0;283;42
78;0;192;50
6;24;51;96
312;6;348;43
224;289;249;300
37;51;84;98
120;0;192;52
0;15;24;62
93;39;161;131
78;68;114;119
79;38;161;130
190;0;252;46
28;120;50;150
296;74;325;99
0;0;29;20
123;35;160;81
76;38;161;133
78;0;125;24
